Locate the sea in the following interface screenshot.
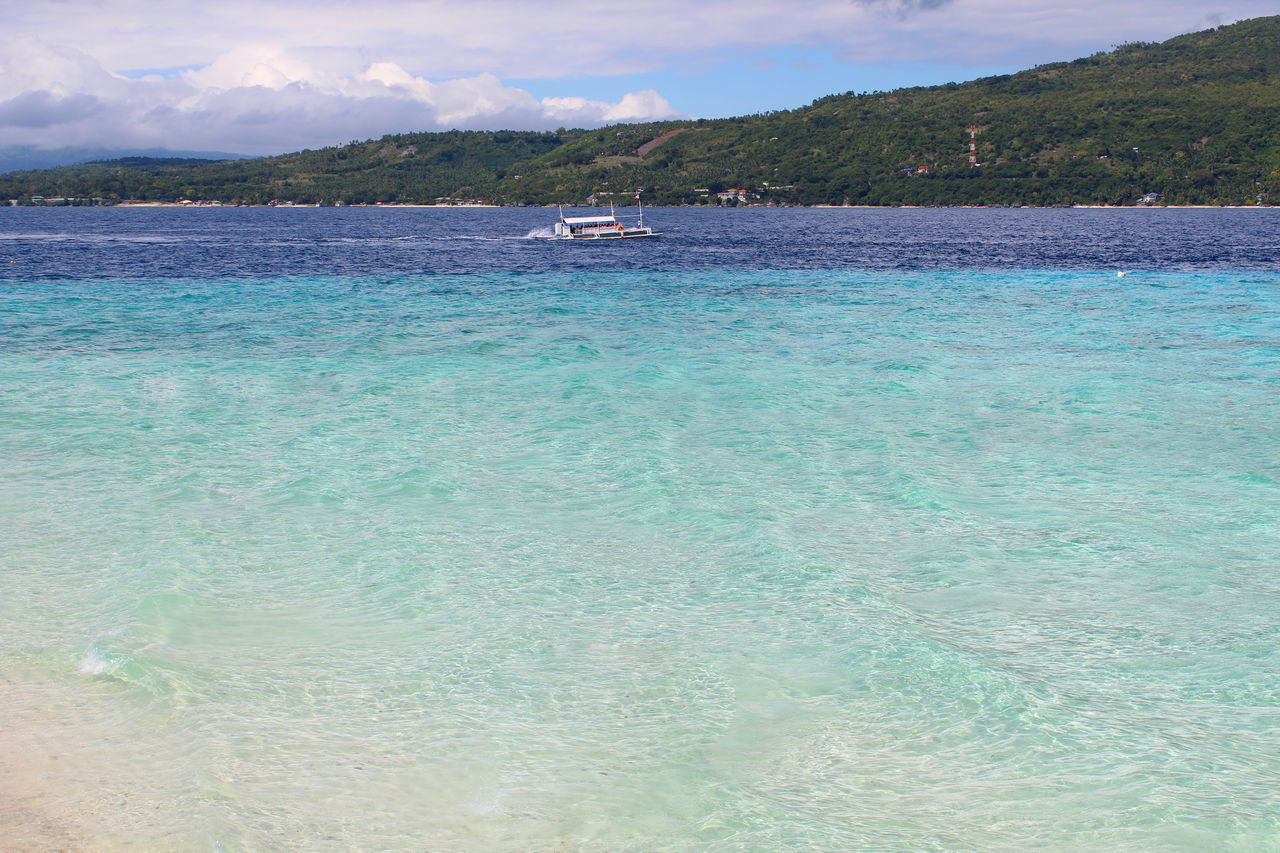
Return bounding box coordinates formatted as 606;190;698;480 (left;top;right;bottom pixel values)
1;206;1278;851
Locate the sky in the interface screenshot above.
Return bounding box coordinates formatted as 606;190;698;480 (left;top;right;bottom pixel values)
0;1;1274;157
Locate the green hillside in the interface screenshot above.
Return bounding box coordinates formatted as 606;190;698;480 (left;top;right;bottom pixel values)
5;16;1280;206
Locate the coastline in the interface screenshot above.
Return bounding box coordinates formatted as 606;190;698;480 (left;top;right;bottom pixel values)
109;201;505;208
51;202;1280;210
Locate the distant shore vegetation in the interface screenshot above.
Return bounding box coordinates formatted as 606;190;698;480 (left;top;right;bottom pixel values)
4;16;1279;209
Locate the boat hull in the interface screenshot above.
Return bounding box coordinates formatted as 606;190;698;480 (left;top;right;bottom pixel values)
555;228;662;239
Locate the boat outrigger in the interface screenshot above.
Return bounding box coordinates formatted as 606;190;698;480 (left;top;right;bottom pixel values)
550;198;662;239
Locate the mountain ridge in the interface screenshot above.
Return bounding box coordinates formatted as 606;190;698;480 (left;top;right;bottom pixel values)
0;146;250;175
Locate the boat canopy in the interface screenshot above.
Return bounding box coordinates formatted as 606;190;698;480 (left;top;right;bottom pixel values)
561;215;618;225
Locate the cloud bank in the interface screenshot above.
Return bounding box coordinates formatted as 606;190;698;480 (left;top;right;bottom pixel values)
10;0;1267;78
2;0;1275;155
0;42;679;155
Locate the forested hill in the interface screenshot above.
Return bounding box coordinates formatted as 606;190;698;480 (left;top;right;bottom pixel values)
5;16;1280;207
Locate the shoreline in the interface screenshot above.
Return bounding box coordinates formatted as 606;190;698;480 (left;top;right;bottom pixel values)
0;674;93;852
15;201;1277;210
111;201;505;209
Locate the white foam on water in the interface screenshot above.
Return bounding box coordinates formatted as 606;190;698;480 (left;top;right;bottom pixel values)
79;640;122;675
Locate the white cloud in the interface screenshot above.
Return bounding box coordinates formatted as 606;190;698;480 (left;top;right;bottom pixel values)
0;43;680;154
604;91;679;123
1;0;1275;154
183;44;337;91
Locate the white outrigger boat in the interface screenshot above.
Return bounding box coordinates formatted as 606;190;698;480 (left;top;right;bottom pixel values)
550;198;662;239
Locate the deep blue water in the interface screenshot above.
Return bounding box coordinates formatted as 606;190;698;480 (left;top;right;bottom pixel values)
1;206;1278;851
3;205;1279;278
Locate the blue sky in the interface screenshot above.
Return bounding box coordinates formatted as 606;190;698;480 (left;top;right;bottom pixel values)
1;1;1274;156
511;51;1019;120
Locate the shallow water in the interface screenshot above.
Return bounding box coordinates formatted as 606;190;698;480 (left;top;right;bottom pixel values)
1;207;1278;850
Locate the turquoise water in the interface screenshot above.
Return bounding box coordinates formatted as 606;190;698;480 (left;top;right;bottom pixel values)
3;260;1280;849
